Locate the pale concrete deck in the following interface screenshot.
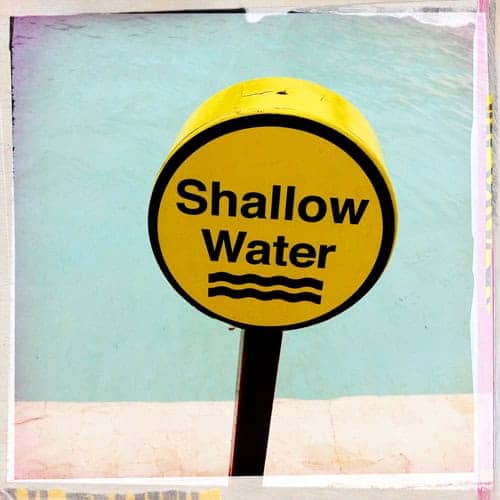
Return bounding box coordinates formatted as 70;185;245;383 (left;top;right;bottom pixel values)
15;395;473;479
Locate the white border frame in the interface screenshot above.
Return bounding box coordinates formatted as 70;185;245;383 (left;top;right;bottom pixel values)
0;1;496;496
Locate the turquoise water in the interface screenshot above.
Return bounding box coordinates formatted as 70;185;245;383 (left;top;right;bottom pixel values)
13;13;474;402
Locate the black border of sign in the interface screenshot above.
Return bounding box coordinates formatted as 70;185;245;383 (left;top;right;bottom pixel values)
148;114;396;331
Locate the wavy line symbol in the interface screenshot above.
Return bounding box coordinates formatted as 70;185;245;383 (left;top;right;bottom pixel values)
208;272;323;290
208;286;322;304
207;272;323;304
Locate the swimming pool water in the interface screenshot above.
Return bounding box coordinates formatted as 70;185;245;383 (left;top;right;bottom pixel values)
12;13;474;402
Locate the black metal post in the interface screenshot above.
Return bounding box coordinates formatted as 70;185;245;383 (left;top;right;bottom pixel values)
229;328;283;476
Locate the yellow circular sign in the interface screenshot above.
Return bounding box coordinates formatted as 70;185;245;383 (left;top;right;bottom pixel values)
149;78;397;330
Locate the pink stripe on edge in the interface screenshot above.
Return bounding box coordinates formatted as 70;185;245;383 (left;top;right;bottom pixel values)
473;4;493;500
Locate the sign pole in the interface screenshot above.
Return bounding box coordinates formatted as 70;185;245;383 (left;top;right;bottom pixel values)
229;328;283;476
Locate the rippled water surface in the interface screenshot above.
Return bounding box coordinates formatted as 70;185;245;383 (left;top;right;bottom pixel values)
13;13;474;401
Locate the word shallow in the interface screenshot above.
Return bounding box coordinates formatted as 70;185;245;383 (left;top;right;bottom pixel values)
177;180;370;224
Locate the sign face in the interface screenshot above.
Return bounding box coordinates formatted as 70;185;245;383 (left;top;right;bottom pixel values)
149;114;396;330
